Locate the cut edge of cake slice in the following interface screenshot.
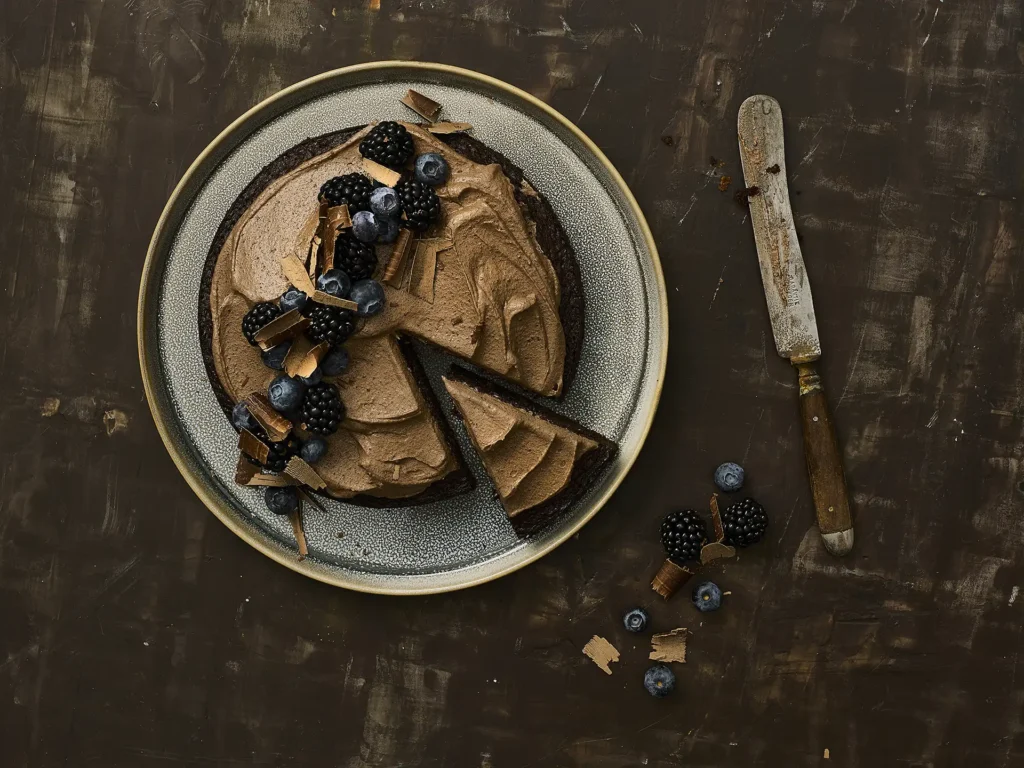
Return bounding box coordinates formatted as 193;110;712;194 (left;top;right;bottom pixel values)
442;366;617;536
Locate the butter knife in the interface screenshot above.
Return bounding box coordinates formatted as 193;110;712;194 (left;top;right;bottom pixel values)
737;95;854;557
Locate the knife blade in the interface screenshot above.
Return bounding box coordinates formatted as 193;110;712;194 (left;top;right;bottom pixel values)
737;95;854;557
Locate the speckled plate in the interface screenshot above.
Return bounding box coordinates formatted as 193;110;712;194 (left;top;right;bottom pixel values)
138;62;667;594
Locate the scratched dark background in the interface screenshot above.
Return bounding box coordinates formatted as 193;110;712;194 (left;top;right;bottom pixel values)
2;0;1023;765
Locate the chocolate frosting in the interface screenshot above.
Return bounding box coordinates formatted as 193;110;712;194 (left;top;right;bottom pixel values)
442;377;597;516
210;123;566;499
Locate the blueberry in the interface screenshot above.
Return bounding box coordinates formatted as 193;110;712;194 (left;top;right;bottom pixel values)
300;438;328;464
316;268;351;299
692;581;723;612
261;341;292;371
350;279;386;317
267;375;305;412
414;152;449;186
231;402;258;432
300;367;323;386
279;287;308;313
623;608;649;633
370;186;401;219
265;486;299;516
643;665;675;698
351;210;380;243
320;346;350;377
714;462;745;493
377;216;400;244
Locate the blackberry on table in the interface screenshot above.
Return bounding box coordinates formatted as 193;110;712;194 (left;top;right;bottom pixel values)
241;301;281;345
396;179;441;233
359;121;415;168
660;509;708;565
319;173;374;212
721;498;769;547
306;303;356;347
333;232;378;281
301;383;345;436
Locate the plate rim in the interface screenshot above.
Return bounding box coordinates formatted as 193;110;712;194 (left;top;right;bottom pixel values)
137;61;668;595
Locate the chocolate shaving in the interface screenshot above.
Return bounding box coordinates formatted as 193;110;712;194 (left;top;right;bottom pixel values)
700;542;737;564
244;393;292;442
297;341;328;379
383;229;414;286
409;240;438;303
711;493;725;542
283;335;313;377
253;308;310;351
649;629;688;663
312;290;359;311
426;122;473;135
284;456;327;490
281;253;316;296
651;559;695;599
400;89;443;121
322;204;351;265
362;157;401;188
235;456;298;487
239;429;271;465
289;507;308;560
307;234;322;279
582;635;620;675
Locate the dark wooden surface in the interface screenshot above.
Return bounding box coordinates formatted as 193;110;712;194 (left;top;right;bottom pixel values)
2;0;1023;765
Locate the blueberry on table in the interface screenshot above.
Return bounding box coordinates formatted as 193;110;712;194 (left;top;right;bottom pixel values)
268;375;305;413
414;152;450;186
692;581;723;612
350;279;386;317
623;608;649;633
316;268;352;299
265;486;299;516
714;461;745;493
351;210;380;243
643;665;676;697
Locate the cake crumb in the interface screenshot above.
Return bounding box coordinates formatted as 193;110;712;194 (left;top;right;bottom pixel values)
583;635;620;674
718;175;732;192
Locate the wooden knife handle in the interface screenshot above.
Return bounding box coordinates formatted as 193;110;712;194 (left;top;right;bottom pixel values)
795;361;854;555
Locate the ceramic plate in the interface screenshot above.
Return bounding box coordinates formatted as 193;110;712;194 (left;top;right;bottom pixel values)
138;62;667;594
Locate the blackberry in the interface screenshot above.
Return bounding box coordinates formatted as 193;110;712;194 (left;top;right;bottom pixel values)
396;179;441;233
263;434;301;473
721;498;769;547
660;509;708;564
333;232;378;281
359;121;415;168
319;173;374;212
306;303;356;347
241;301;281;345
300;383;345;436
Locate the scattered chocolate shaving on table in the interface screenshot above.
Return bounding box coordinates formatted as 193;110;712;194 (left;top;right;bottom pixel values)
239;429;271;465
289;507;309;560
582;635;620;675
284;456;327;490
711;493;725;542
718;175;732;192
244;393;292;442
383;229;414;286
362;157;401;187
767;163;781;174
700;542;736;564
426;121;473;135
253;309;309;351
281;253;316;296
651;559;695;599
649;629;688;663
312;290;359;312
400;89;443;121
734;185;761;206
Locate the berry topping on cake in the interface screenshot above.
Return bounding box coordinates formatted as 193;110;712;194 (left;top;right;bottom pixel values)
358;121;414;168
300;438;328;465
414;152;449;186
349;279;386;317
319;173;374;211
265;486;299;515
241;301;281;345
300;383;345;436
351;210;380;243
370;186;402;219
376;216;400;243
299;367;323;386
263;433;302;473
333;231;378;281
720;498;768;547
660;509;708;565
231;402;259;433
268;374;305;413
261;342;292;371
320;346;350;377
396;179;441;232
278;287;308;314
316;268;351;299
305;303;356;347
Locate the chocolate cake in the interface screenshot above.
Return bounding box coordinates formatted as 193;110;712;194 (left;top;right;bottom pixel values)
198;106;607;513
